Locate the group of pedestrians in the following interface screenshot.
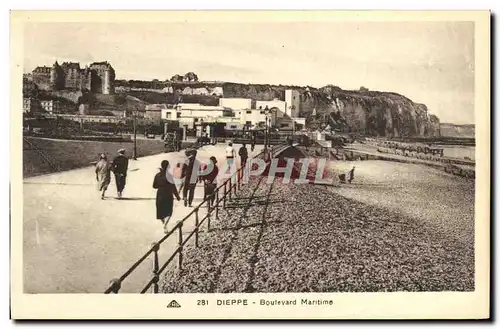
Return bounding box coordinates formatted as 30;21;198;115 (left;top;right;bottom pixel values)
94;142;252;234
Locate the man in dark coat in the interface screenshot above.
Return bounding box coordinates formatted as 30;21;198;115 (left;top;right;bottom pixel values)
181;149;201;207
112;148;129;199
238;143;249;169
201;156;219;207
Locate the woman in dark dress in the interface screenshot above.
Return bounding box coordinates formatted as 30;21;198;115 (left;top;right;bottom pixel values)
153;160;181;233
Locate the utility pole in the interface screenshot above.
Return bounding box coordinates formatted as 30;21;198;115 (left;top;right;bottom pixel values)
133;109;138;160
264;115;268;154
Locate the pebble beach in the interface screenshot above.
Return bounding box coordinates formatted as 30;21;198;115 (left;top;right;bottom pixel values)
162;160;475;293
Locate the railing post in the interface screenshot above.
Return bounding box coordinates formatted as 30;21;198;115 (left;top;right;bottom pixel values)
207;197;212;232
151;242;160;293
215;189;219;223
223;183;227;209
195;209;199;248
237;168;241;191
229;179;232;201
108;278;121;294
177;222;183;271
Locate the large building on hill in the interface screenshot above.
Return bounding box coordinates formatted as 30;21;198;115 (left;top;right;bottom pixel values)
31;61;115;94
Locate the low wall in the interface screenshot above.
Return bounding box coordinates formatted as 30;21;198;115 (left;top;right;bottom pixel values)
336;148;475;179
23;137;166;178
376;147;474;166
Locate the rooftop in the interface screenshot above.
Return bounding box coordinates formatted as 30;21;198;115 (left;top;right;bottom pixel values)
176;103;226;110
90;61;113;68
61;62;81;69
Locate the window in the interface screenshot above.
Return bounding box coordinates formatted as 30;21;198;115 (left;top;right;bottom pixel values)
166;112;172;119
246;121;252;125
176;113;181;118
230;125;237;129
246;110;252;114
280;123;289;128
194;118;199;122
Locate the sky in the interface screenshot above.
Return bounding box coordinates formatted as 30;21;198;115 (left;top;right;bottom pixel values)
23;21;475;124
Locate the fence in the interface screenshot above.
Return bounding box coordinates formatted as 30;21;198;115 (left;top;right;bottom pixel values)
104;142;291;294
23;137;60;172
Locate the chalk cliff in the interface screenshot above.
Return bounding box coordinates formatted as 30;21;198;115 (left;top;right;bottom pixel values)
223;82;441;137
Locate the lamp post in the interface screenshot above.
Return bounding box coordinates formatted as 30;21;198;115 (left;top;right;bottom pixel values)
264;115;268;153
133;108;138;160
264;107;272;154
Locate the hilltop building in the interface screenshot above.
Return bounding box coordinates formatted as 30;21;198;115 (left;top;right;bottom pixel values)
31;61;115;94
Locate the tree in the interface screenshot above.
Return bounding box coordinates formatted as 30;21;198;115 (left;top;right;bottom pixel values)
183;72;199;82
170;74;183;82
151;79;161;89
360;86;369;92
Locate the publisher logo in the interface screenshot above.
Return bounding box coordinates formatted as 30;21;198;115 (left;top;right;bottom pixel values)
167;300;181;308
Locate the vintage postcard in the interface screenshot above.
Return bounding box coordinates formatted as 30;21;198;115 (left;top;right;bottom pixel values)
10;10;490;319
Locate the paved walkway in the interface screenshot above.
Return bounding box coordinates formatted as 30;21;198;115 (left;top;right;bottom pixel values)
23;143;263;293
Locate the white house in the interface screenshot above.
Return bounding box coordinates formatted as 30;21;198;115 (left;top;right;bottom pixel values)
219;98;254;110
235;108;276;128
255;99;287;118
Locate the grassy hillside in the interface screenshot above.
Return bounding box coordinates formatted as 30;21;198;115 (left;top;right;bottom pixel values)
23;137;165;177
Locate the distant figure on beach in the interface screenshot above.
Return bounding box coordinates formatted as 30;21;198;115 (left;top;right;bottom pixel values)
250;138;255;152
201;156;219;207
238;143;248;169
95;153;111;200
347;166;355;183
153;160;181;233
338;166;356;184
181;149;201;207
111;148;129;199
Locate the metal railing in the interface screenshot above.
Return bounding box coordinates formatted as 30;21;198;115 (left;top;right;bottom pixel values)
23;137;60;171
104;142;290;294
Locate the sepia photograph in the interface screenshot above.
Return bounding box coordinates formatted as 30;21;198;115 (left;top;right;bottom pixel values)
10;10;490;319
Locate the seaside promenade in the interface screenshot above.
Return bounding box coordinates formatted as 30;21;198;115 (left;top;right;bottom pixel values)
23;143;263;293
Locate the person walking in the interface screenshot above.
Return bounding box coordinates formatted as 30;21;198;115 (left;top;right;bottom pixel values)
111;148;129;199
95;153;111;200
225;142;236;183
238;143;249;169
250;138;255;152
225;141;236;170
181;149;201;207
201;156;219;207
153;160;181;233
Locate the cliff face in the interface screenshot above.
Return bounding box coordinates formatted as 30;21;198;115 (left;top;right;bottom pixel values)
320;86;440;137
222;82;440;137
